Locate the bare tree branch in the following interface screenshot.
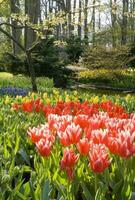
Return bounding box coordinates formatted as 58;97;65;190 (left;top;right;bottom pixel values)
0;22;25;29
0;26;25;51
0;21;42;33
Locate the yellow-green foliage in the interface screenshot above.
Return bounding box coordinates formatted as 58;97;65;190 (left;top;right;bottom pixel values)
77;68;135;88
0;73;54;90
78;69;134;79
81;46;132;69
0;72;13;79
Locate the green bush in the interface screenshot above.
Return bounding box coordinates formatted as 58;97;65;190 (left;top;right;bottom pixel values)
32;38;72;87
0;53;27;74
81;46;133;69
0;72;54;91
0;39;12;72
129;44;135;68
0;38;73;88
66;36;85;63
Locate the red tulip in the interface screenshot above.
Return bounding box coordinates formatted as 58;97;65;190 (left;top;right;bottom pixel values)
84;126;92;140
12;103;20;110
91;129;108;145
34;98;42;113
67;123;82;144
66;167;74;180
117;132;135;158
36;138;52;157
59;131;71;146
28;124;55;144
77;138;91;155
74;115;89;129
107;137;120;154
22;101;33;112
27;127;43;143
58;123;82;146
89;144;111;173
60;149;79;169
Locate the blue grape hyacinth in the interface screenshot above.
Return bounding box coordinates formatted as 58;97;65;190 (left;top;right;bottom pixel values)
0;87;30;96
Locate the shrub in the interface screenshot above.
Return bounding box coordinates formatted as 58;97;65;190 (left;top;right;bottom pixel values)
66;36;85;63
0;73;54;91
0;39;12;72
0;38;73;88
0;52;27;74
32;38;72;88
81;46;133;69
129;44;135;68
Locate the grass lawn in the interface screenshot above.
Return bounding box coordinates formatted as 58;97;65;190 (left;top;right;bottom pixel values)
0;72;13;78
0;72;54;92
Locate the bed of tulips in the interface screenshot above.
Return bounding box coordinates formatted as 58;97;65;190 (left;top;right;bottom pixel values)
1;91;135;200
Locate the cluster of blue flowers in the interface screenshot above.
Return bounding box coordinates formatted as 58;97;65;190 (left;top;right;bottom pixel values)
0;87;30;96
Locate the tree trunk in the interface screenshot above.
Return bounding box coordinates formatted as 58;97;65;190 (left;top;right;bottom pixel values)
98;0;101;30
78;0;82;38
66;0;72;37
61;0;66;38
121;0;129;45
10;0;22;54
73;0;76;36
110;0;117;47
92;0;96;46
84;0;88;43
0;26;37;92
26;51;37;92
133;0;135;42
49;0;53;13
25;0;40;49
131;0;135;42
56;0;61;39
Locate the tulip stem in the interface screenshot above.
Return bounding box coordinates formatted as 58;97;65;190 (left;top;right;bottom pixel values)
67;181;71;200
95;173;98;194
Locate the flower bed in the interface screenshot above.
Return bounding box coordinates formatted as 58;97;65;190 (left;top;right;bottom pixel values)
0;87;29;96
10;98;135;199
